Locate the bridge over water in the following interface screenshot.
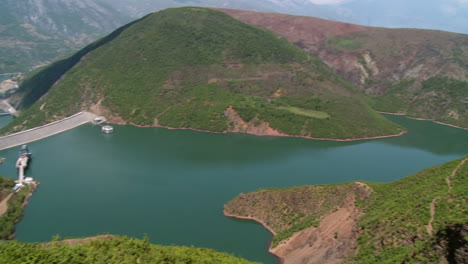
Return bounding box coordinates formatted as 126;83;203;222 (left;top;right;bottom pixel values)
0;112;98;151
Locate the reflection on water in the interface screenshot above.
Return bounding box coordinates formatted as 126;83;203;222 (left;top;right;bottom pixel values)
0;74;19;82
0;115;13;129
381;115;468;155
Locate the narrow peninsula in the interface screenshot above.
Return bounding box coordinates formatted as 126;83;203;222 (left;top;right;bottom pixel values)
224;157;468;263
0;175;38;239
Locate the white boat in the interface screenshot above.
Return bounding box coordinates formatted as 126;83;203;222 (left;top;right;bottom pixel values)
102;125;114;133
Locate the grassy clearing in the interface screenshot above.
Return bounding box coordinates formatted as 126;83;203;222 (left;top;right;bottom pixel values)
276;106;330;119
328;37;363;51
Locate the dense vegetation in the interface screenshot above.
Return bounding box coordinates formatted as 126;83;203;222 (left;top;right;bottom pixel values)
3;7;403;140
0;235;259;264
0;176;35;239
0;176;14;201
12;16;147;110
369;77;468;128
225;157;468;263
355;157;468;263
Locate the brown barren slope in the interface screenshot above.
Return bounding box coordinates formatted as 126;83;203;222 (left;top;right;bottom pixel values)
224;182;371;264
215;8;368;50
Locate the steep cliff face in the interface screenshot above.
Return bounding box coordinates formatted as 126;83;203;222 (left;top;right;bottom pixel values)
0;0;130;73
217;8;468;129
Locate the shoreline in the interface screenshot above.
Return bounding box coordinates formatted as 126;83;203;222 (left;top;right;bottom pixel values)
223;187;367;264
378;112;468;131
223;210;277;236
223;210;285;264
8;181;40;239
120;121;409;142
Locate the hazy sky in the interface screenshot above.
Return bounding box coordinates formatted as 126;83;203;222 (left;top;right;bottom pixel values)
308;0;468;4
308;0;350;4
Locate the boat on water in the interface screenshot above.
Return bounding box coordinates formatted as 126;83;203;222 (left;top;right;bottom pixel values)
16;145;31;169
19;145;32;158
102;125;114;134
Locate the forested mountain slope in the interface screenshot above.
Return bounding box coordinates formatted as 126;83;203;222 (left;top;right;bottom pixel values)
218;9;468;129
0;0;130;73
3;8;403;140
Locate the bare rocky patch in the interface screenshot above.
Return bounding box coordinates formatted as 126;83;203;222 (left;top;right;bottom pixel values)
271;195;362;264
224;182;372;264
224;106;286;136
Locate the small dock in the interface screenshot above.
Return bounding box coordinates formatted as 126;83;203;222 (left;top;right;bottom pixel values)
93;116;114;134
14;145;34;190
16;156;28;184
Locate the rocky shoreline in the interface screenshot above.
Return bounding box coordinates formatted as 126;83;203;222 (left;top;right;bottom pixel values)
105;118;409;142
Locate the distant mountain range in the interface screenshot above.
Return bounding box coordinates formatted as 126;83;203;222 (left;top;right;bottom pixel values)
103;0;468;34
0;0;130;73
1;0;467;74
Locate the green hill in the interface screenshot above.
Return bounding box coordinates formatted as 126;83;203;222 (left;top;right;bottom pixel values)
0;235;258;264
3;7;403;140
225;157;468;263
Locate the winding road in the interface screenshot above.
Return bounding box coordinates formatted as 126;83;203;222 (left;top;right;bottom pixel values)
426;158;467;236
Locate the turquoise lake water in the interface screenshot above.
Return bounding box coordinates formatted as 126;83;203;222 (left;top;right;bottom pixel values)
0;114;466;263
